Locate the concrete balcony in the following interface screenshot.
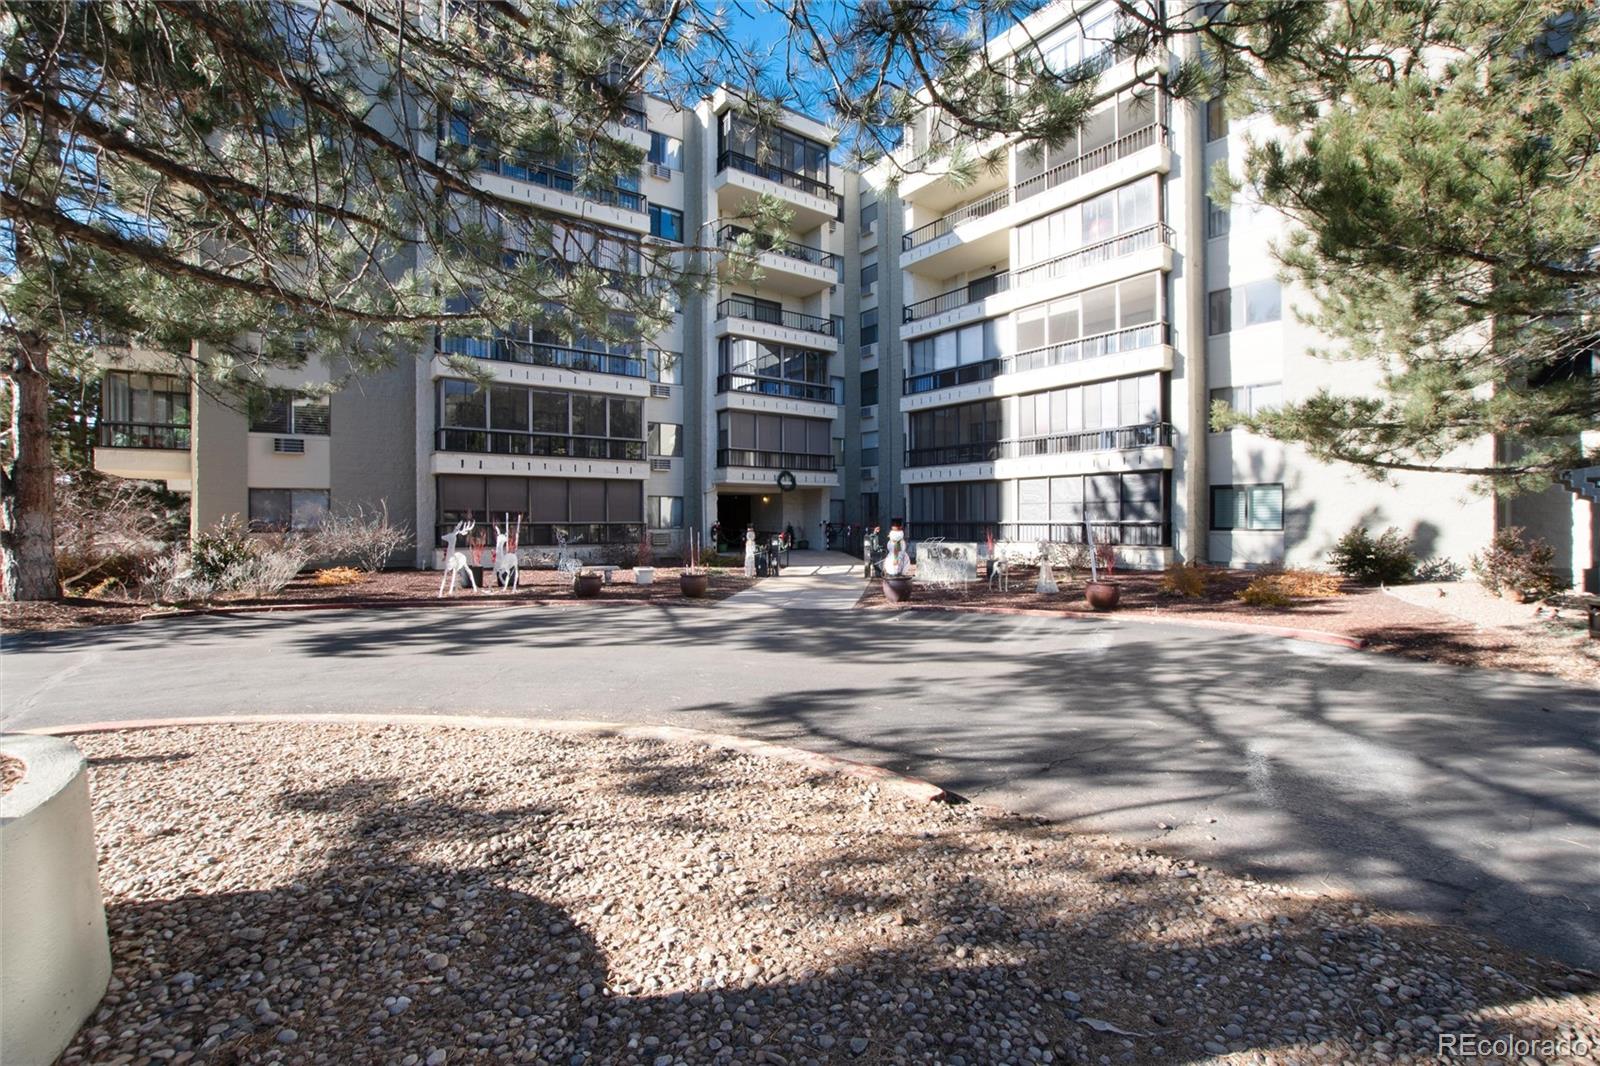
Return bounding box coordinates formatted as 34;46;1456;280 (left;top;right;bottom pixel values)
431;339;650;400
714;297;839;352
92;422;191;491
714;449;839;490
472;167;648;234
715;226;839;297
902;423;1174;485
714;375;839;420
714;152;842;230
431;429;649;481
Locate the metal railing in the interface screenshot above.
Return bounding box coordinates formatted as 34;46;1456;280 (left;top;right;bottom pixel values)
716;448;836;472
96;421;190;449
436;428;645;461
716;150;842;211
909;520;1168;547
904;423;1172;468
1015;124;1168;202
438;335;646;378
902;186;1013;251
1002;321;1166;375
716;297;836;336
717;225;838;271
474;157;644;211
716;373;837;403
903;223;1172;324
903;358;1002;396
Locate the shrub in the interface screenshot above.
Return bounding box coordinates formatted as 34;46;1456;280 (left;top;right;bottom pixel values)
1326;526;1418;585
1470;528;1565;600
597;542;640;568
314;566;364;586
1237;577;1293;607
1040;541;1091;577
54;473;187;592
1160;562;1209;598
224;546;310;598
1413;556;1465;583
190;516;256;585
142;551;213;604
307;504;410;572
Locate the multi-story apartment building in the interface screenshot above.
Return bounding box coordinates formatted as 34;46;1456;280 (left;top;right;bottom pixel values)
90;2;1596;588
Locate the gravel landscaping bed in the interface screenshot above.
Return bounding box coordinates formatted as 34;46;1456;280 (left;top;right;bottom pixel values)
859;569;1600;686
0;569;754;634
61;723;1597;1066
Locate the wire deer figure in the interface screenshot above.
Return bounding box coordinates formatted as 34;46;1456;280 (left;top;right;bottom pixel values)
493;514;521;591
438;517;479;597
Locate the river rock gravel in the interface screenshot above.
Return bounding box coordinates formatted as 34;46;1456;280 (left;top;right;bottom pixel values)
57;723;1597;1065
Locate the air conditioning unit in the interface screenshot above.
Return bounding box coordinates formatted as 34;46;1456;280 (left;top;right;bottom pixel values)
273;438;305;454
650;458;672;472
827;221;837;234
861;343;878;359
650;383;672;398
862;405;878;420
650;163;672;180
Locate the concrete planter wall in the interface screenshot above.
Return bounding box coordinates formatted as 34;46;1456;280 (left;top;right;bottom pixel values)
1;734;111;1066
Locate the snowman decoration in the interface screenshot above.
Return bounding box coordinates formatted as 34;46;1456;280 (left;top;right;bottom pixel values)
744;525;757;577
882;524;911;578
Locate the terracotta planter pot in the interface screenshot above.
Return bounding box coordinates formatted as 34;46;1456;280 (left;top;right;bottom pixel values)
882;575;914;604
572;573;603;599
1084;580;1121;611
679;572;710;598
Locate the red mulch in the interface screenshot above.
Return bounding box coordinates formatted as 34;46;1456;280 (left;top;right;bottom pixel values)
0;568;755;635
860;565;1600;686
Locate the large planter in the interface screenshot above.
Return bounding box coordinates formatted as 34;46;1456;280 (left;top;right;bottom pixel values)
572;573;604;599
634;566;656;586
882;575;914;604
469;564;487;589
1085;580;1122;611
1;735;111;1066
679;572;710;598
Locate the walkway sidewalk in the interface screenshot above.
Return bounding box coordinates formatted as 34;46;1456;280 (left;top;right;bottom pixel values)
723;555;865;611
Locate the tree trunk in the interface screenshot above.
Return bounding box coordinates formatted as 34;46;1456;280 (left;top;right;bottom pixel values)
2;330;61;601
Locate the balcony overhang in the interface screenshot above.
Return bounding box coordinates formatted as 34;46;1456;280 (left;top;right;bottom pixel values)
903;226;1010;280
902;444;1173;484
429;355;649;398
714;467;840;490
714;391;839;419
714;168;838;231
901;343;1175;412
473;171;648;233
93;447;191;491
430;452;649;480
715;249;837;297
714;313;840;353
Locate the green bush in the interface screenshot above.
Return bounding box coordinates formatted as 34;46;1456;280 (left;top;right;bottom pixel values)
189;516;256;584
1470;527;1565;600
1326;526;1417;585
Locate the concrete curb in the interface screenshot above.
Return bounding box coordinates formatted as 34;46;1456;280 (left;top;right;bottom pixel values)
27;714;957;807
137;591;741;622
857;598;1367;650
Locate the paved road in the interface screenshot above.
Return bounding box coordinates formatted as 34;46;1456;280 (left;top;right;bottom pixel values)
4;573;1597;968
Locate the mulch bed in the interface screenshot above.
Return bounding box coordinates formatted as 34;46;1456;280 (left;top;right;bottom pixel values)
0;568;755;635
860;566;1600;686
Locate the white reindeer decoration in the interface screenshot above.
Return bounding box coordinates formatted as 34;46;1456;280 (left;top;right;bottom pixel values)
438;517;479;597
493;514;521;591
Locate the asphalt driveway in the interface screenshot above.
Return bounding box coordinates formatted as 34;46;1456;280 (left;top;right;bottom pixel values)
4;577;1597;968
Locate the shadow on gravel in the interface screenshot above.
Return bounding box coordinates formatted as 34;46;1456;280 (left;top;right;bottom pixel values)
63;746;1596;1066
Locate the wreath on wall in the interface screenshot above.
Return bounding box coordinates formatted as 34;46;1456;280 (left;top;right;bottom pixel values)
776;470;798;492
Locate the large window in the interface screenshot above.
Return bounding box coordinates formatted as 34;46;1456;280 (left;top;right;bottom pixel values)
1015;176;1158;266
1014;472;1167;543
1211;484;1284;530
647;495;684;528
648;349;681;385
1012;273;1161;367
648;422;683;457
648;131;682;170
906;320;997;377
1207;287;1232;336
437;381;643;459
860;200;878;229
860;257;878;294
1016;374;1162;438
907;399;1002;464
248;489;330;532
860;308;879;346
99;372;190;448
1205;97;1229;142
719;113;830;188
717;411;834;469
438;474;642;546
860;369;879;407
717;337;831;401
1244;279;1282;325
908;481;1001;540
1014;89;1159;199
860;431;879;467
250;389;330;435
649;204;684;242
1208;382;1282;430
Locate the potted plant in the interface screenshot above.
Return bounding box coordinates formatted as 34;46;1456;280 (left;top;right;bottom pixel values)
634;528;655;586
881;520;913;603
572;567;604;598
680;528;710;598
1082;524;1120;611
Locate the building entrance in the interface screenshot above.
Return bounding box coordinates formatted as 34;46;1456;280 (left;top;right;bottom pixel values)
715;493;752;551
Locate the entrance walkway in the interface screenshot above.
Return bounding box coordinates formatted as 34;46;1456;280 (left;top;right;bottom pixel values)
723;554;865;611
773;549;861;576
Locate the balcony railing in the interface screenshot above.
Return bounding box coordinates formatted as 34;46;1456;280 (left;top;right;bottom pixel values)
619;104;648;131
1002;321;1167;375
909;520;1168;547
436;428;645;461
717;225;838;271
717;373;837;404
438;335;646;378
902;186;1013;251
905;423;1172;467
904;358;1002;396
903;223;1172;325
96;421;190;450
717;448;836;472
716;150;842;212
1015;124;1168;202
716;297;836;336
475;157;644;211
